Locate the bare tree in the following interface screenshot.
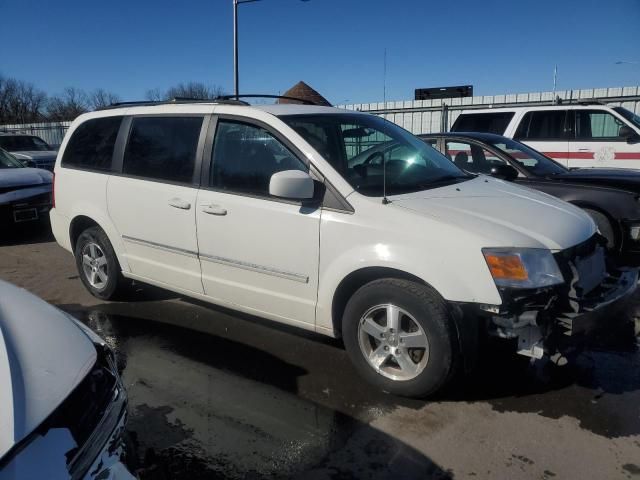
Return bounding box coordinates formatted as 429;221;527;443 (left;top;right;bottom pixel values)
46;87;89;121
145;88;164;101
146;82;226;101
0;75;47;124
88;88;121;110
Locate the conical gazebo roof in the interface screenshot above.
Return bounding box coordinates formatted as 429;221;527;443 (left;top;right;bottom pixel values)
279;81;332;106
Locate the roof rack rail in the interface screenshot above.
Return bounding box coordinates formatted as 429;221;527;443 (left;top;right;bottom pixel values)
576;100;605;106
215;94;319;105
97;97;249;111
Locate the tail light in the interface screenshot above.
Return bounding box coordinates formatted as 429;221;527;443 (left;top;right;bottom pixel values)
52;172;56;208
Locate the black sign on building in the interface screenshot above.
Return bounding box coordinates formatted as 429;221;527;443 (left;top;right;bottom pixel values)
415;85;473;100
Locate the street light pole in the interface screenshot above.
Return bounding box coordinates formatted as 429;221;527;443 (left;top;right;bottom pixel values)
233;0;261;97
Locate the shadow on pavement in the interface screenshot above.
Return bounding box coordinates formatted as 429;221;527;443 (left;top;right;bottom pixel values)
58;308;452;480
0;220;54;246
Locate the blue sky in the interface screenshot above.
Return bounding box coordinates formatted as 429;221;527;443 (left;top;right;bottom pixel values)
1;0;638;104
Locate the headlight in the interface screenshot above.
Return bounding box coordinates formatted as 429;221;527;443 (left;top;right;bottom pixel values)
482;248;564;289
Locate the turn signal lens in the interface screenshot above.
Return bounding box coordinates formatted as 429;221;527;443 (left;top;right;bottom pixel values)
484;252;528;281
482;248;564;289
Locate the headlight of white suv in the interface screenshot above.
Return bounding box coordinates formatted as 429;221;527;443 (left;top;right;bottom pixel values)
482;248;564;289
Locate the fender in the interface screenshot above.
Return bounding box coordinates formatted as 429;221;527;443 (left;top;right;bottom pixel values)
315;241;501;334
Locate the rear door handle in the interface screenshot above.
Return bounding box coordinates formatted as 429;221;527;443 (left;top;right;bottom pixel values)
577;148;591;151
168;198;191;210
202;204;227;216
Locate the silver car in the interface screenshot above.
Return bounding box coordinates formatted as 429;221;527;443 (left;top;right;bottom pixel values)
0;133;57;171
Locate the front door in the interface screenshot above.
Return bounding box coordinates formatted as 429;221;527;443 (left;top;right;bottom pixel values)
570;109;640;168
196;118;321;327
107;115;206;294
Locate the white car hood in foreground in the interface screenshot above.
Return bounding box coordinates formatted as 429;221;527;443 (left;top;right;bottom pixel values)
391;176;596;250
0;168;52;189
0;281;96;460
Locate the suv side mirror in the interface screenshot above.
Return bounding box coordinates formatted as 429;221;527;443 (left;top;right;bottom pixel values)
490;164;519;181
619;125;640;144
269;170;315;200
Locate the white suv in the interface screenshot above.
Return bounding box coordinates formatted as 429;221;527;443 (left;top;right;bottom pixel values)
451;103;640;169
50;99;638;397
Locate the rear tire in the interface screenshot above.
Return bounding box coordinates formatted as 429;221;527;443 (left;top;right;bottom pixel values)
342;278;458;398
584;208;615;250
75;226;128;300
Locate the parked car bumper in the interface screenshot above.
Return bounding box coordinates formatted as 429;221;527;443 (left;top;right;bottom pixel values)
0;185;52;225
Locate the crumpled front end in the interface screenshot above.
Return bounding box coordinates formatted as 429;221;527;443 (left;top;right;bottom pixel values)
469;235;638;361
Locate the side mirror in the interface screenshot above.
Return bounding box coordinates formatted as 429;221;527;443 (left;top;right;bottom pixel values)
490;164;519;181
619;125;640;144
269;170;315;200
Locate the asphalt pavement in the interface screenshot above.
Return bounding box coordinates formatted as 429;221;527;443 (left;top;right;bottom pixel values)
1;224;640;479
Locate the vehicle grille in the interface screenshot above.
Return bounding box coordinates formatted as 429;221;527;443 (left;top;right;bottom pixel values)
553;234;608;300
41;347;124;478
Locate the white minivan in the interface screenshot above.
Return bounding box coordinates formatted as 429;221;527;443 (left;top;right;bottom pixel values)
451;103;640;169
50;99;638;397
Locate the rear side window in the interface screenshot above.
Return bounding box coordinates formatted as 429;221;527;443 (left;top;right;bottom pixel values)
514;111;568;140
451;112;514;134
61;116;122;170
123;116;203;184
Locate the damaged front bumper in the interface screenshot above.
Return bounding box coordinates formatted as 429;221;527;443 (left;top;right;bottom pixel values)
459;238;639;361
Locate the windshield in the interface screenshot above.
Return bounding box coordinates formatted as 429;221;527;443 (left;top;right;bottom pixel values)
0;148;24;168
613;107;640;129
485;137;567;176
0;135;51;152
280;113;470;196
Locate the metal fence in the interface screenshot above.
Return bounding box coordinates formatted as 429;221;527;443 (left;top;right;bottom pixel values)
2;86;639;147
339;85;640;135
0;121;71;149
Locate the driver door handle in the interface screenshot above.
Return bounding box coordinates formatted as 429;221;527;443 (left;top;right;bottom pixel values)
202;204;227;216
168;198;191;210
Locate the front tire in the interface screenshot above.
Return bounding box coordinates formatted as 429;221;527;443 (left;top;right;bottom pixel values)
75;226;127;300
342;278;458;398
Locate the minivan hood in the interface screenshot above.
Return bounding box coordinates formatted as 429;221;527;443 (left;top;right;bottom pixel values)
0;168;52;189
391;176;595;250
0;281;96;461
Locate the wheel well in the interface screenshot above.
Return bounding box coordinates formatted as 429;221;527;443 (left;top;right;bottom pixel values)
570;202;621;246
69;216;100;253
331;267;426;336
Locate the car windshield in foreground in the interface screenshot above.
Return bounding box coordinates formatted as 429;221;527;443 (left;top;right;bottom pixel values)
280;113;471;196
613;107;640;129
485;137;567;176
0;135;51;152
0;148;24;168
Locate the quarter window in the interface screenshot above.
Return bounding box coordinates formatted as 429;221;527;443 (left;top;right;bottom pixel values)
515;111;568;140
61;116;123;170
123;116;203;184
210;120;307;197
576;110;626;139
451;112;515;134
